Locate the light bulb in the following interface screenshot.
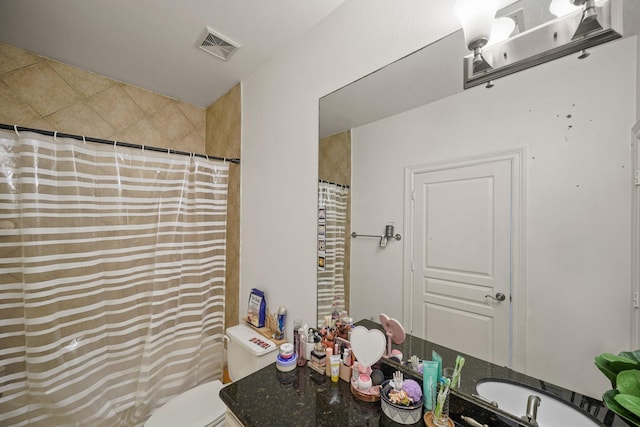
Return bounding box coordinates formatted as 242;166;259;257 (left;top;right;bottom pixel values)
549;0;582;17
486;17;516;47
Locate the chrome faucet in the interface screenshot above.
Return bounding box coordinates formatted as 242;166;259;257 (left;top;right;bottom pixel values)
522;394;541;426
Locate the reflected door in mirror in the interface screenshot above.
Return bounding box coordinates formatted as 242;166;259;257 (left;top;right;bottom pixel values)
410;157;513;366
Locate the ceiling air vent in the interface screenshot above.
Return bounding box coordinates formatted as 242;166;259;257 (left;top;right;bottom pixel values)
198;26;241;61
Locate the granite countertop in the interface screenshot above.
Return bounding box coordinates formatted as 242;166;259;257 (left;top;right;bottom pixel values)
220;319;627;427
220;364;408;427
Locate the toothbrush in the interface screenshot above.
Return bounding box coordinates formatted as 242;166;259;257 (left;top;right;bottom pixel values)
452;355;465;388
434;377;451;419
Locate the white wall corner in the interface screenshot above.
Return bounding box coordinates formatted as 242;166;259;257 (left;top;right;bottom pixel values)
631;121;640;349
402;165;414;331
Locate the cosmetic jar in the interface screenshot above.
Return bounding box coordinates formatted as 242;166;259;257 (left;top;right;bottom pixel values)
357;373;372;390
279;343;294;360
276;353;297;372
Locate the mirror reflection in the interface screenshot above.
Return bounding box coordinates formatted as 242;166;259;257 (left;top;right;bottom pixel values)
316;132;351;328
317;0;557;333
317;0;637;402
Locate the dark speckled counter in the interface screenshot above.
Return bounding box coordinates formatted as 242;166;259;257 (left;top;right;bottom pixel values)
220;320;627;427
220;363;404;426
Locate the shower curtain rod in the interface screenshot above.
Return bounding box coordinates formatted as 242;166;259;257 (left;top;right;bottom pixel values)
0;123;240;164
319;179;350;189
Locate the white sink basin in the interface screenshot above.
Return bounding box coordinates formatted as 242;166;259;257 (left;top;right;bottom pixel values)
475;380;602;427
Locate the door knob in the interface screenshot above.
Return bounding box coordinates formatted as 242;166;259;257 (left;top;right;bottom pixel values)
485;292;506;302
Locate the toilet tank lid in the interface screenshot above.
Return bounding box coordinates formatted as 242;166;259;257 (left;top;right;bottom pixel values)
144;380;226;427
226;323;278;356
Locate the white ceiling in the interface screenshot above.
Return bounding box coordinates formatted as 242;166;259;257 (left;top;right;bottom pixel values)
0;0;526;116
0;0;348;107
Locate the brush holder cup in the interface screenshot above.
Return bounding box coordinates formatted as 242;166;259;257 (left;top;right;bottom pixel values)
425;383;450;427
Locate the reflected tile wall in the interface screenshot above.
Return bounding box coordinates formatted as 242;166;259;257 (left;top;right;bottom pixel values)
319;131;350;186
319;130;351;313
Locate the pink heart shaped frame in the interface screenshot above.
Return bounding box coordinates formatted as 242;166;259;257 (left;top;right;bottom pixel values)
349;326;386;368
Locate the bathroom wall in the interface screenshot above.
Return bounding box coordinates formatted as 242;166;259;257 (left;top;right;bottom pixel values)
627;0;640;118
206;84;241;329
0;42;205;152
350;37;636;399
319;130;351;312
239;0;640;402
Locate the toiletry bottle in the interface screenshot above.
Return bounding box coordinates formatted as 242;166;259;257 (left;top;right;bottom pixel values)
331;309;339;327
305;331;314;361
325;348;333;376
352;361;359;382
276;306;286;340
330;355;340;382
297;327;307;366
343;348;352;367
293;319;302;357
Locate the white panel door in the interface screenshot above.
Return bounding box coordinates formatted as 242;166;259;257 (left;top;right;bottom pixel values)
411;158;512;366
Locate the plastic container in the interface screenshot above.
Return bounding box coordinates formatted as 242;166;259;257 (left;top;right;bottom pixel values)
276;353;298;372
279;343;294;359
380;380;424;425
357;373;372;390
225;323;278;381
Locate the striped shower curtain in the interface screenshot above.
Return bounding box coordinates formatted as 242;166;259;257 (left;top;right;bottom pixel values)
317;181;348;328
0;129;228;426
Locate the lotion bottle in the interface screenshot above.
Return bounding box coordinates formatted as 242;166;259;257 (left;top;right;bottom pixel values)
325;348;333;376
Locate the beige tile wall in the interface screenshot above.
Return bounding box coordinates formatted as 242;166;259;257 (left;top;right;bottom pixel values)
319;131;351;186
0;42;205;153
1;41;241;328
319;130;351;313
206;84;241;329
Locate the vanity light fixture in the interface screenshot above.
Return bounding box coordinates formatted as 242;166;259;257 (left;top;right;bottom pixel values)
454;0;500;74
455;0;622;89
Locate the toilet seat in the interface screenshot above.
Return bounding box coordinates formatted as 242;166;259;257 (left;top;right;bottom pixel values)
145;379;226;427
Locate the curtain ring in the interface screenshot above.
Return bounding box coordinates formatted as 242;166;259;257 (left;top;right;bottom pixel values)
13;125;20;136
82;135;86;144
53;131;58;141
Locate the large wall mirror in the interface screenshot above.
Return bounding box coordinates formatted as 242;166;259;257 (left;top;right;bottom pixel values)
317;0;637;400
317;0;554;328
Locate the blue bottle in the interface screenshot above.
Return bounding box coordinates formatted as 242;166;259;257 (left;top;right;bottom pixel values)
276;306;286;340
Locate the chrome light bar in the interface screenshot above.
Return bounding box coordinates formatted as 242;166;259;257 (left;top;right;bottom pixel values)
463;0;622;89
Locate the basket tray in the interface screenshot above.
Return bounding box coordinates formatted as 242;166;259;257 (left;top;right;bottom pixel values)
350;379;380;402
423;412;454;427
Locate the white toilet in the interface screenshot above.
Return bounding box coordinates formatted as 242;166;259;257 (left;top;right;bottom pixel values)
145;323;278;427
